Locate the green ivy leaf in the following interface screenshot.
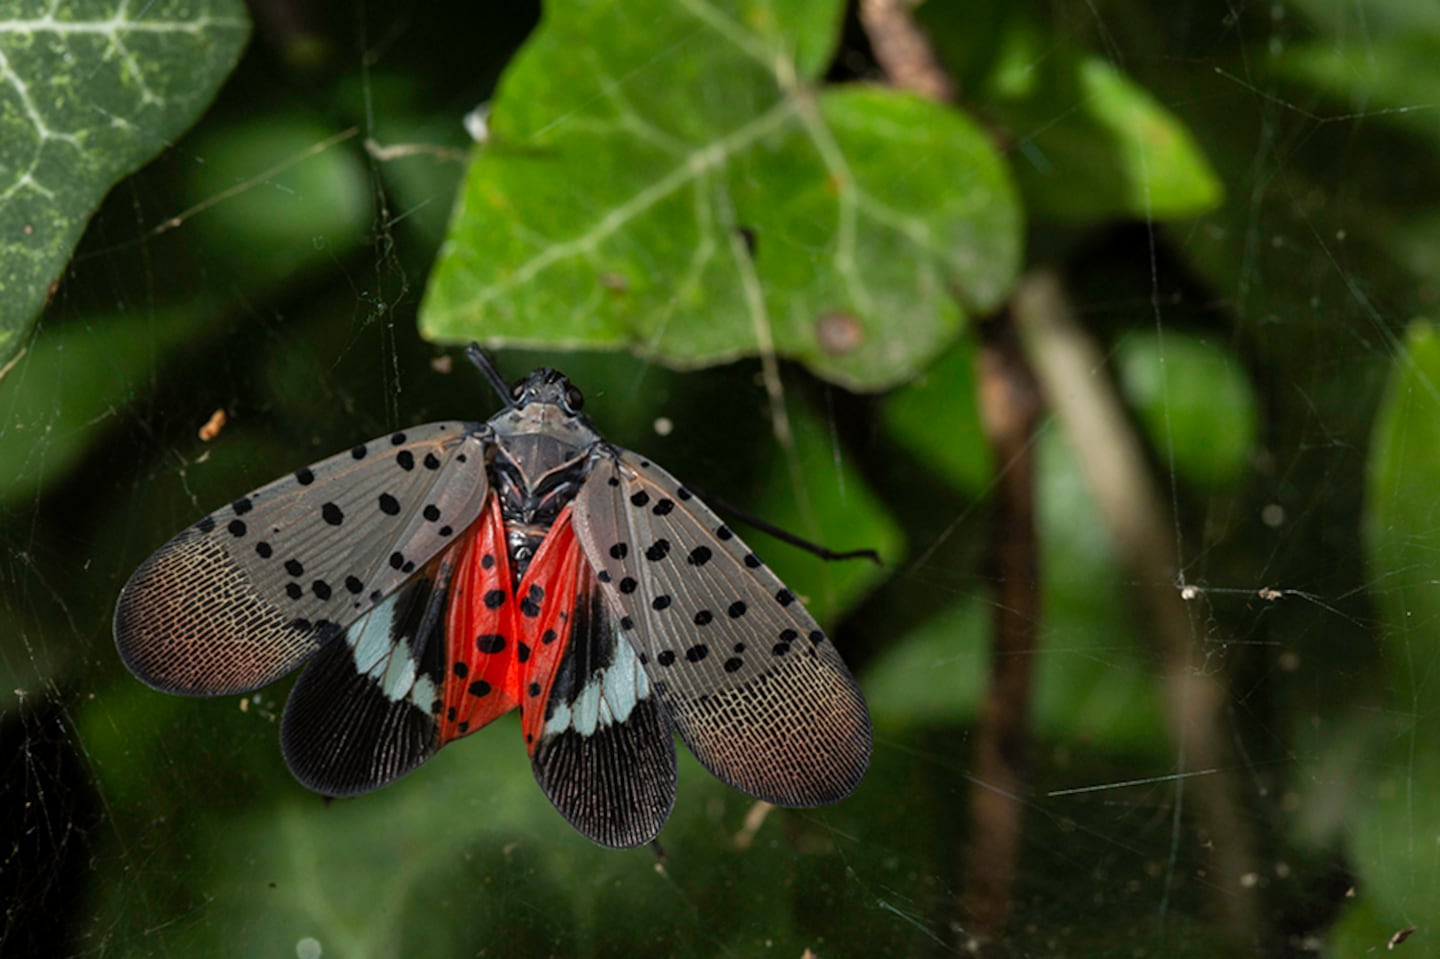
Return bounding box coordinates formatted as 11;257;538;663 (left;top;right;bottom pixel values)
421;0;1020;392
0;0;250;362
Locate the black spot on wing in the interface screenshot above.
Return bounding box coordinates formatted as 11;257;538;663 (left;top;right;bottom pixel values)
567;450;873;810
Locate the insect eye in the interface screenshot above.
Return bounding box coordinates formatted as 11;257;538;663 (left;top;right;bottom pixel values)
565;385;585;411
510;382;524;400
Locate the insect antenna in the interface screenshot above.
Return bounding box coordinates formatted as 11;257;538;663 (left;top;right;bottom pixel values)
689;486;882;565
465;343;516;408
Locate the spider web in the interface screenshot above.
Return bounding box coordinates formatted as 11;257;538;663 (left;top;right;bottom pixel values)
2;1;1434;956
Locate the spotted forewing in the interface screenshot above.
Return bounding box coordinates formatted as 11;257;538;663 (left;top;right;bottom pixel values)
114;361;871;847
572;451;870;807
115;424;489;696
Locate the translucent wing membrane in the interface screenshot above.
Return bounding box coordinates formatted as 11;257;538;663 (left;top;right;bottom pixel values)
280;548;458;795
528;514;677;848
114;422;490;696
571;451;872;807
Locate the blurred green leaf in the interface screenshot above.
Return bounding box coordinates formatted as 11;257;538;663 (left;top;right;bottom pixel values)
867;430;1167;755
0;309;203;510
1364;320;1440;699
1277;38;1440;148
920;2;1222;221
865;595;987;726
333;73;470;250
181;117;373;291
0;0;250;362
1036;430;1166;754
748;396;904;625
1115;330;1258;490
83;696;882;957
1347;320;1440;944
421;0;1020;392
880;335;990;495
1284;0;1440;43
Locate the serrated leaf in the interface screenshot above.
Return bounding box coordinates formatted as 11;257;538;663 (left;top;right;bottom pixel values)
421;0;1020;392
0;0;250;362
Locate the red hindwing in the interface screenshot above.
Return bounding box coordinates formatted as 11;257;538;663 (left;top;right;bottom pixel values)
438;498;583;750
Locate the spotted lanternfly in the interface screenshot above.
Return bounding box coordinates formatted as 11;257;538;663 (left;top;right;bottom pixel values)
114;346;872;847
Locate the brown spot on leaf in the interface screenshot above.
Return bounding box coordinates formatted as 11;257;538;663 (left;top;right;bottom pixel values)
815;311;864;356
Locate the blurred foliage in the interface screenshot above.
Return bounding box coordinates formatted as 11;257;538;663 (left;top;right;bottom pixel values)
918;0;1223;220
1349;321;1440;953
1114;330;1258;491
2;0;1438;956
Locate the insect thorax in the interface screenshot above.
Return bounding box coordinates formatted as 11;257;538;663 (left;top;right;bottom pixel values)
488;410;603;581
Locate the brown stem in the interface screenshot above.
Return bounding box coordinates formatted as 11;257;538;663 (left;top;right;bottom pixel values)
962;315;1044;949
857;0;956;102
857;5;1036;948
1014;270;1262;950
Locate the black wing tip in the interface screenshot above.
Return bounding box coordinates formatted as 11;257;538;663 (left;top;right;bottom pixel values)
279;642;440;797
280;707;437;799
532;716;679;849
541;795;677;850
